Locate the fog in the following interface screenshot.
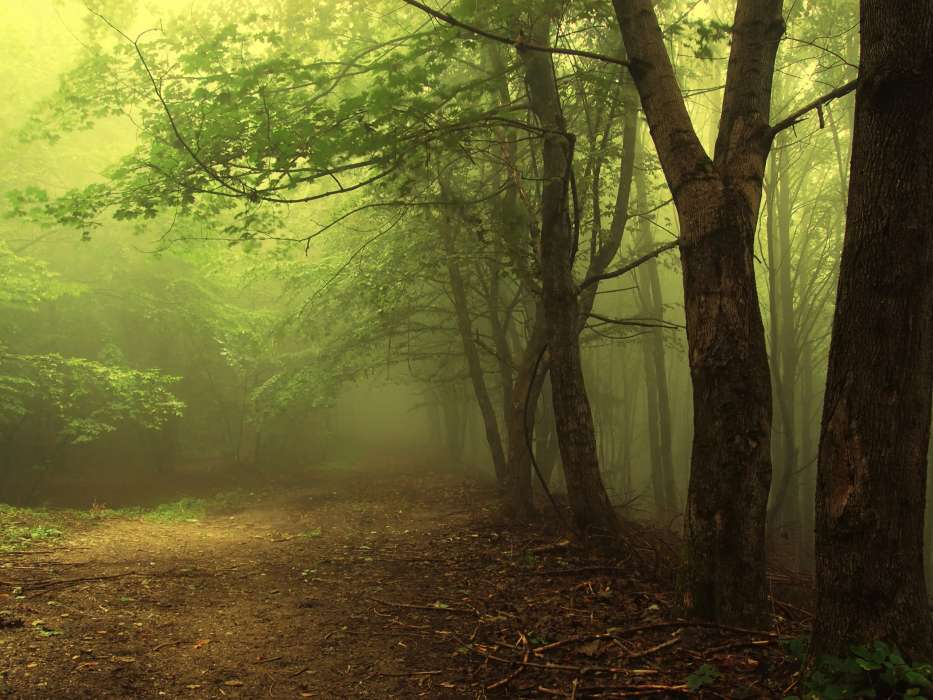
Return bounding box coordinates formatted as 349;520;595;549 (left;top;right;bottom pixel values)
1;0;931;696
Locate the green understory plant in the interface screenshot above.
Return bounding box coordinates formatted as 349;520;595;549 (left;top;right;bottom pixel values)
785;637;933;699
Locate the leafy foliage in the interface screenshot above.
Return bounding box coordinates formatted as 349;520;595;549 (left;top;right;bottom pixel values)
785;638;933;699
0;353;184;443
686;663;722;691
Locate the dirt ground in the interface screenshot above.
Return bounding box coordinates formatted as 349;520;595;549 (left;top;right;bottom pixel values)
0;463;808;698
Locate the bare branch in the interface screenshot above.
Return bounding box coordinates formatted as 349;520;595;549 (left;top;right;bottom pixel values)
578;239;681;291
400;0;629;69
769;78;859;136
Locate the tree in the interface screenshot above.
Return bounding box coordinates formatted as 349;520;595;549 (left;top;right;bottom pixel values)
813;0;933;659
613;0;785;624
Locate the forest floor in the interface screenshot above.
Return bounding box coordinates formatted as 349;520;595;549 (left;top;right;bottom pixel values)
0;461;810;699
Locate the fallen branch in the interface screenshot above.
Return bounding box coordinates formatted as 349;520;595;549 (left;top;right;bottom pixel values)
466;644;657;675
369;597;476;615
624;635;682;660
539;683;690;697
533;566;627;576
376;670;442;677
533;620;776;654
486;646;529;691
703;638;776;656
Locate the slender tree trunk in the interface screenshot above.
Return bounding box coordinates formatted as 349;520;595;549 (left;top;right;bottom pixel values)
440;224;508;485
634;159;677;515
798;340;817;571
520;26;618;535
502;315;546;520
614;0;783;624
765;148;802;559
486;258;515;421
536;375;560;486
813;0;933;659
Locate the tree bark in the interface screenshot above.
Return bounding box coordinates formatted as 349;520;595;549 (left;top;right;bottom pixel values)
614;0;783;623
520;24;618;535
440;223;508;485
764;146;802;559
502;313;546;520
634;156;677;515
813;0;933;659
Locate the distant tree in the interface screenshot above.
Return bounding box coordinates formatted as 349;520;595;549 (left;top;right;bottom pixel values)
813;0;933;659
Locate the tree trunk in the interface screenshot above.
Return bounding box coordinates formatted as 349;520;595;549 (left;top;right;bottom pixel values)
765;147;802;559
813;0;933;659
678;188;774;624
520;25;618;535
614;0;783;624
440;223;508;485
502;315;546;520
536;375;560;486
634;159;677;515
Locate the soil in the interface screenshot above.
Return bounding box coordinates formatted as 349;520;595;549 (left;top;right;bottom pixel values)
0;463;809;698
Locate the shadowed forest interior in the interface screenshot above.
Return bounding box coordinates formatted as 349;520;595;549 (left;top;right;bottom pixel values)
0;1;931;698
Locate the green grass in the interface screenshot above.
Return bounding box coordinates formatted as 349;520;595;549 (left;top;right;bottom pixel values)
0;490;253;549
0;505;66;551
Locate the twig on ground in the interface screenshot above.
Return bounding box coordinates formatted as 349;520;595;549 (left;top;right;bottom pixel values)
369;597;476;615
376;670;442;677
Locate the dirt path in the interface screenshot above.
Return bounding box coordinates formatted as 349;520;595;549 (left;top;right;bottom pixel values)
0;464;804;698
1;465;502;698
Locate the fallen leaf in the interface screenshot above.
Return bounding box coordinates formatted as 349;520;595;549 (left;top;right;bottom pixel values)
224;679;244;687
193;639;211;649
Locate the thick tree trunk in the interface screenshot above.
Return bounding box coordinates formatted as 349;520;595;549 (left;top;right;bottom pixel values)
678;189;773;624
813;0;933;659
614;0;783;624
520;26;618;535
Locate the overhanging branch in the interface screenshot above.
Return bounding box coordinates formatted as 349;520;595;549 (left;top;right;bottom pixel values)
770;78;859;136
578;239;681;291
401;0;630;69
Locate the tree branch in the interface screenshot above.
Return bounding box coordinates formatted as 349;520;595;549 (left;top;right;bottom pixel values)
769;78;859;136
578;239;681;291
401;0;629;68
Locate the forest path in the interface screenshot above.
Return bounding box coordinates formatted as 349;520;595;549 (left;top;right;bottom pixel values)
0;463;505;699
0;463;804;698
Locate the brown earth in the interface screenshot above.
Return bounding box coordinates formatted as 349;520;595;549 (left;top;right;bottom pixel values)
0;463;807;698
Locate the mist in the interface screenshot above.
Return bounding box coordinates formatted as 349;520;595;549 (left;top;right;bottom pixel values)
1;1;930;697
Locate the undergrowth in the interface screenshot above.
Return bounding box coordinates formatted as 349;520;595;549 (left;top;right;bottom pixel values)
0;505;65;551
0;490;252;549
785;637;933;699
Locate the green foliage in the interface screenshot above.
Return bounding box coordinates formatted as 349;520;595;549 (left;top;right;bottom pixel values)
119;491;250;523
785;638;933;699
0;504;66;551
0;352;184;444
0;240;79;306
687;663;722;691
